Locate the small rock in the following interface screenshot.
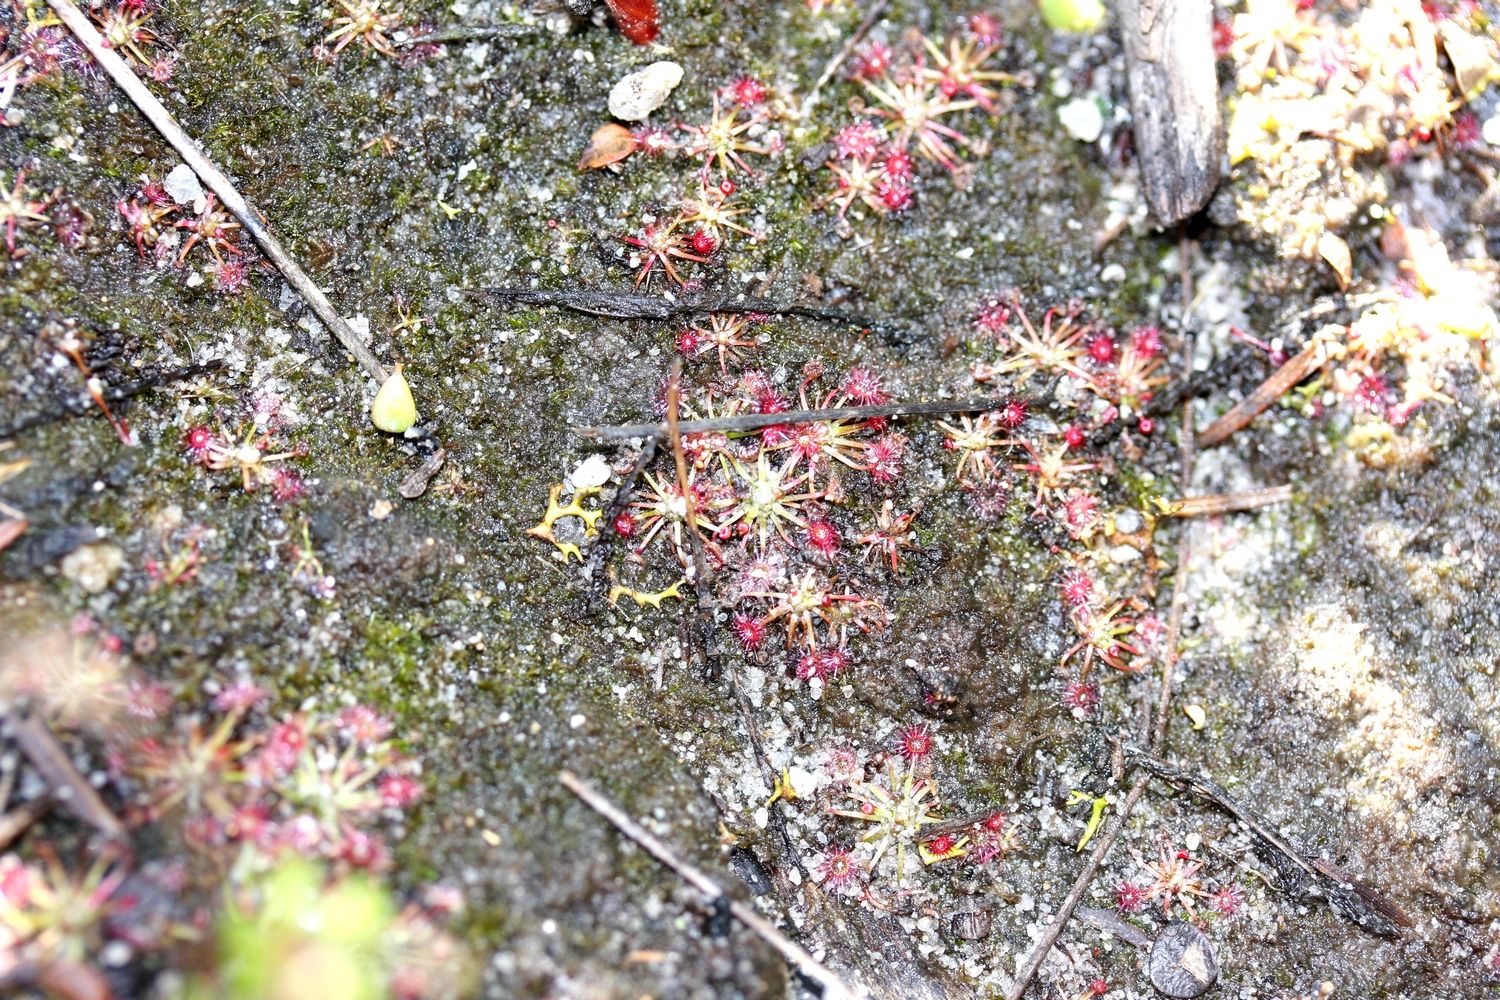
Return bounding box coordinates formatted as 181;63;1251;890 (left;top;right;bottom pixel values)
728;847;773;896
608;61;684;122
1114;509;1143;534
60;542;125;594
1059;97;1105;143
569;454;612;491
369;499;395;521
1148;922;1218;998
163;164;203;208
949;906;992;941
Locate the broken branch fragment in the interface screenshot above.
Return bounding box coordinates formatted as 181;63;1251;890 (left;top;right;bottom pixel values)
1117;0;1225;224
560;770;855;1000
1198;339;1330;448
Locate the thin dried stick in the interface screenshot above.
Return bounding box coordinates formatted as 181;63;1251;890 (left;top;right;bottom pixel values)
1160;484;1293;518
560;770;856;1000
802;0;889;114
6;714;124;838
664;360;718;669
0;798;53;853
574;395;1021;441
1198;338;1329;448
46;0;387;382
1007;238;1201;1000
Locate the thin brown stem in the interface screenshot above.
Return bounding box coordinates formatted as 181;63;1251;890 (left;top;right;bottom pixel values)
46;0;387;382
560;770;856;1000
1007;234;1200;1000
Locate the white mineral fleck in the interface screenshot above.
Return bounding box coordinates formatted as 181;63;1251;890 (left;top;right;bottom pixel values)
1059;97;1105;143
569;454;611;490
608;61;684;122
163;163;203;208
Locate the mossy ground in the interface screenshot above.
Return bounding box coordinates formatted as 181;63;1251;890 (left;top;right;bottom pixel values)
2;1;1498;998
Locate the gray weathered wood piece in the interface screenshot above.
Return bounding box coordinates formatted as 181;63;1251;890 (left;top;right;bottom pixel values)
1117;0;1225;225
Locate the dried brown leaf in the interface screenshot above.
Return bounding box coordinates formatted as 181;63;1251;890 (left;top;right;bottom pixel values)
1318;231;1352;291
578;123;636;171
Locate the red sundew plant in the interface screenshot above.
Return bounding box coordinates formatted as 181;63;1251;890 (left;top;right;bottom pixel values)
744;567;866;650
1115;880;1150;913
1132;842;1213;920
893;723;934;760
976;300;1095;386
820;21;1026;224
0;23;72;98
619;212;713;289
323;0;402;59
721;452;824;547
679;96;781;178
129;703;422;873
860;66;980;173
190;423;305;496
632;124;677;156
1061;598;1145;678
0;846;138;969
91;1;173;76
679;180;758;242
968;810;1022;865
678;313;763;372
937;411;1014;484
118;181;176;260
796;646;853;681
855;500;919;572
725;75;768;107
1209;883;1247;919
174;193;243;267
918;29;1027;113
1061;678;1100;718
804;518;841;559
829;759;946;885
1012;440;1099;509
815;845;864;896
0;169;52;258
626;468;727;564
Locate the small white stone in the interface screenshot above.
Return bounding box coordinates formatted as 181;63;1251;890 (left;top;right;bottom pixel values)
1484;112;1500;147
163;164;203;207
1059;97;1105;143
569;454;612;490
569;713;586;729
608;61;684;122
1114;509;1143;534
60;542;125;594
1100;263;1126;282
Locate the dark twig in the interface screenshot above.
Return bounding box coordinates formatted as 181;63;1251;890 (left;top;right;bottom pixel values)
6;714;124;838
47;0;387;382
574;395;1024;441
471;287;897;333
0;797;53;852
0;361;223;440
1007;237;1200;1000
1123;746;1411;935
560;770;856;1000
